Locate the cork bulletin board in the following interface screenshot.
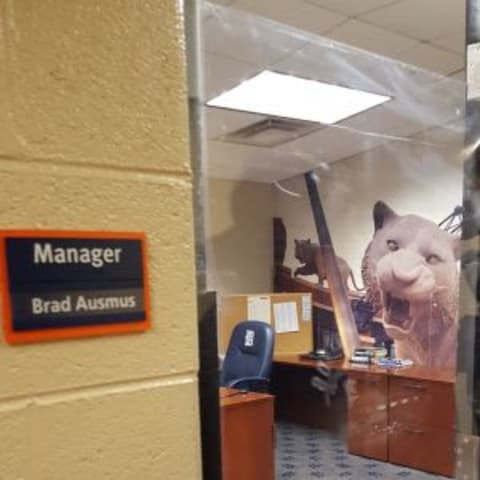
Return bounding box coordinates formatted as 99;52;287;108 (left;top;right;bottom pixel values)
218;292;312;354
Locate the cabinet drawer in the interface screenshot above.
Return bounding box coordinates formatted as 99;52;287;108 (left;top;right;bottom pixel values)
347;373;387;417
348;413;388;461
389;377;454;430
389;424;454;477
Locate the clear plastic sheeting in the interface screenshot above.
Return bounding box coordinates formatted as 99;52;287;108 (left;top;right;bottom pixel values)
201;2;465;182
198;2;479;478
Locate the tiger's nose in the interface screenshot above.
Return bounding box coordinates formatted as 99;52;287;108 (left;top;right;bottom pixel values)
391;253;424;285
392;266;423;285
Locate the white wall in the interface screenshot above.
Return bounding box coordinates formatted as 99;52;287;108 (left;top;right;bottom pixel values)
206;178;275;294
275;139;463;280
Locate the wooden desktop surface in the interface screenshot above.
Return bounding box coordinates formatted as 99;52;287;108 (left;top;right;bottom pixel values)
274;353;456;384
220;387;273;408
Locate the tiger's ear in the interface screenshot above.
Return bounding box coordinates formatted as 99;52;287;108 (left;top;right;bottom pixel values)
373;201;397;231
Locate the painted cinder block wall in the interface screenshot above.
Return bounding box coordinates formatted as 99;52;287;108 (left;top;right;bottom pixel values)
0;1;201;479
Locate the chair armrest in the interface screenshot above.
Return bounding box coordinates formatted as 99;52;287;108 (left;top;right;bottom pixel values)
226;376;270;392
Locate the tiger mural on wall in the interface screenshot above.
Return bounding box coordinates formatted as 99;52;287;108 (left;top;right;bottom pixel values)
361;201;459;368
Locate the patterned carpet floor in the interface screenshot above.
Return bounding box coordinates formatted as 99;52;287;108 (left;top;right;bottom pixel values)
275;422;448;480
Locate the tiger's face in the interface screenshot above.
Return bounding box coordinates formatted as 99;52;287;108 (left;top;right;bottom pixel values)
365;202;458;342
294;238;313;263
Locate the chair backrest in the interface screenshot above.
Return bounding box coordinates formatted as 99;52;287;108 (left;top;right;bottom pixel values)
222;320;275;386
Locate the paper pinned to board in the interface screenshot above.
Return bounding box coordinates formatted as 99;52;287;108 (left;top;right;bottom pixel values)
247;295;271;324
302;294;312;321
274;302;299;333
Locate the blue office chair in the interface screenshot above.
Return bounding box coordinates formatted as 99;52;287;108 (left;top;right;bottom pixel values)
222;320;275;392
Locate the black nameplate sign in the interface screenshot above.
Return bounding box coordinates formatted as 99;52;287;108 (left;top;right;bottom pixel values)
0;231;150;343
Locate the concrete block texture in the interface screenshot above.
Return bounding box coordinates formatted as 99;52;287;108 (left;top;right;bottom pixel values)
0;167;198;399
0;0;202;478
0;0;191;174
0;379;201;480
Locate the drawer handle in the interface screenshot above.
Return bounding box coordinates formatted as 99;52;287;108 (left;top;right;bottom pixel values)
402;383;427;391
402;427;425;434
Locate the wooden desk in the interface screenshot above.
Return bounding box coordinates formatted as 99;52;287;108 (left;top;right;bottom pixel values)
274;353;456;382
220;388;274;480
273;354;456;477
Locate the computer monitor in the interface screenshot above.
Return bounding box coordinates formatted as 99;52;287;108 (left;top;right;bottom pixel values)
301;306;343;361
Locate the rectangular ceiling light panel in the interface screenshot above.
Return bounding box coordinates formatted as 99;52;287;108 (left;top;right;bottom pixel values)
207;70;391;124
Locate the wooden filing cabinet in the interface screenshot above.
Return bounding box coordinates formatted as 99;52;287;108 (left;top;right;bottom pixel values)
347;372;455;477
273;355;456;477
347;372;388;462
388;376;455;476
220;388;275;480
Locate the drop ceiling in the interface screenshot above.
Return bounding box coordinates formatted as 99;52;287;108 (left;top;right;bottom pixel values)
202;1;466;183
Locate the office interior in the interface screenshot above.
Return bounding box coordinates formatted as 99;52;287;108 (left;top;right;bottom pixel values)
198;2;476;480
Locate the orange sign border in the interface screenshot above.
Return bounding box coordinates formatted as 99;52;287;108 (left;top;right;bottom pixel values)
0;230;151;344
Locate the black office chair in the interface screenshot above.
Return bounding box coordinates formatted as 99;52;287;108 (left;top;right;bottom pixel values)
222;320;275;392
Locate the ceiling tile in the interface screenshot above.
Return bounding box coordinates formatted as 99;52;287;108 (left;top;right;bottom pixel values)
275;124;387;165
203;53;260;100
203;5;306;66
419;77;465;128
305;0;400;16
274;41;439;100
341;103;424;139
395;43;464;75
204;0;465;183
411;123;464;147
326;19;418;59
232;0;346;37
360;0;465;42
431;32;466;55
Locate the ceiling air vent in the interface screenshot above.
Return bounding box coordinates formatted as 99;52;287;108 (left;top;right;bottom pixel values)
218;117;321;148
